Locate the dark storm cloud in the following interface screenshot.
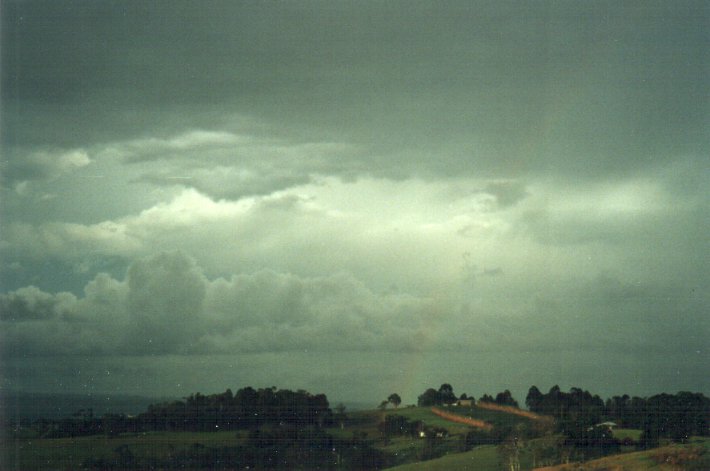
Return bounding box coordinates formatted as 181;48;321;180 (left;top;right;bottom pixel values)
3;1;707;180
0;147;90;189
524;274;709;354
135;171;311;201
0;286;75;321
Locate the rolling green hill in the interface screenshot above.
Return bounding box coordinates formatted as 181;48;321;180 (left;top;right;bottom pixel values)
1;431;244;471
534;437;710;471
5;397;707;470
385;444;501;470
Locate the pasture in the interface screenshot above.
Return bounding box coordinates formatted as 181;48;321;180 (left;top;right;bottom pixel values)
385;444;500;470
535;437;710;471
2;431;242;471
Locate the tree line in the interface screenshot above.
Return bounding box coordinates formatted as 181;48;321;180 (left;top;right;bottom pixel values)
417;383;518;407
141;387;332;432
21;387;333;438
525;385;710;448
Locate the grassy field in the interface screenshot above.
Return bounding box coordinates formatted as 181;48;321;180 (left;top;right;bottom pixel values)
2;431;242;471
341;407;477;467
7;409;696;471
614;428;642;442
343;407;477;436
535;437;710;471
385;444;500;470
383;407;472;435
377;406;550;469
2;407;476;470
449;404;535;429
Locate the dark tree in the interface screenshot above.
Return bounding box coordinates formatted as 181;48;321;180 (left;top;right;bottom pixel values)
438;384;456;404
479;393;495;403
604;394;630;425
136;386;333;432
418;388;440;407
388;393;402;409
494;389;519;407
640;392;710;447
526;385;543;412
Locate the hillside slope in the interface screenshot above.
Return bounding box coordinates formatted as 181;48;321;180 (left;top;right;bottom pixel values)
534;438;710;471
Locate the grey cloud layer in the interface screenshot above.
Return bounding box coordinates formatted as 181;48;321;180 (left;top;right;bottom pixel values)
0;252;435;356
2;251;706;362
3;1;707;181
0;148;91;191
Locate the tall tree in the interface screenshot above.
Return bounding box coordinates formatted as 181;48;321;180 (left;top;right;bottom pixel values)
418;388;440;407
480;393;495;403
438;384;456;404
526;386;543;412
495;390;519;407
388;393;402;408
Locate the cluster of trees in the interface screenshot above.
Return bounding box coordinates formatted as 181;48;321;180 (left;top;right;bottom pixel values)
526;386;710;449
524;385;626;460
479;389;519;408
379;414;424;438
639;392;710;447
525;386;605;429
139;387;331;432
23;387;333;438
417;384;461;406
604;391;710;442
417;383;520;408
378;393;402;410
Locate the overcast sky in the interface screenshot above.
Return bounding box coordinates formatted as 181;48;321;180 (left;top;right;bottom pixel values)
1;1;708;405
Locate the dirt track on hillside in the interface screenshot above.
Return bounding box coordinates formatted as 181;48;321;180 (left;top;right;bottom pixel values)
476;401;551;421
430;407;494;431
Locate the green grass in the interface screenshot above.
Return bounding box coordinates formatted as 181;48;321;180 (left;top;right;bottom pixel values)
324;425;358;438
385;444;500;470
387;436;710;471
336;407;487;467
349;405;529;436
614;428;642;442
381;436;428;467
353;405;537;468
2;431;241;471
449;404;533;429
383;407;472;435
531;437;710;471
